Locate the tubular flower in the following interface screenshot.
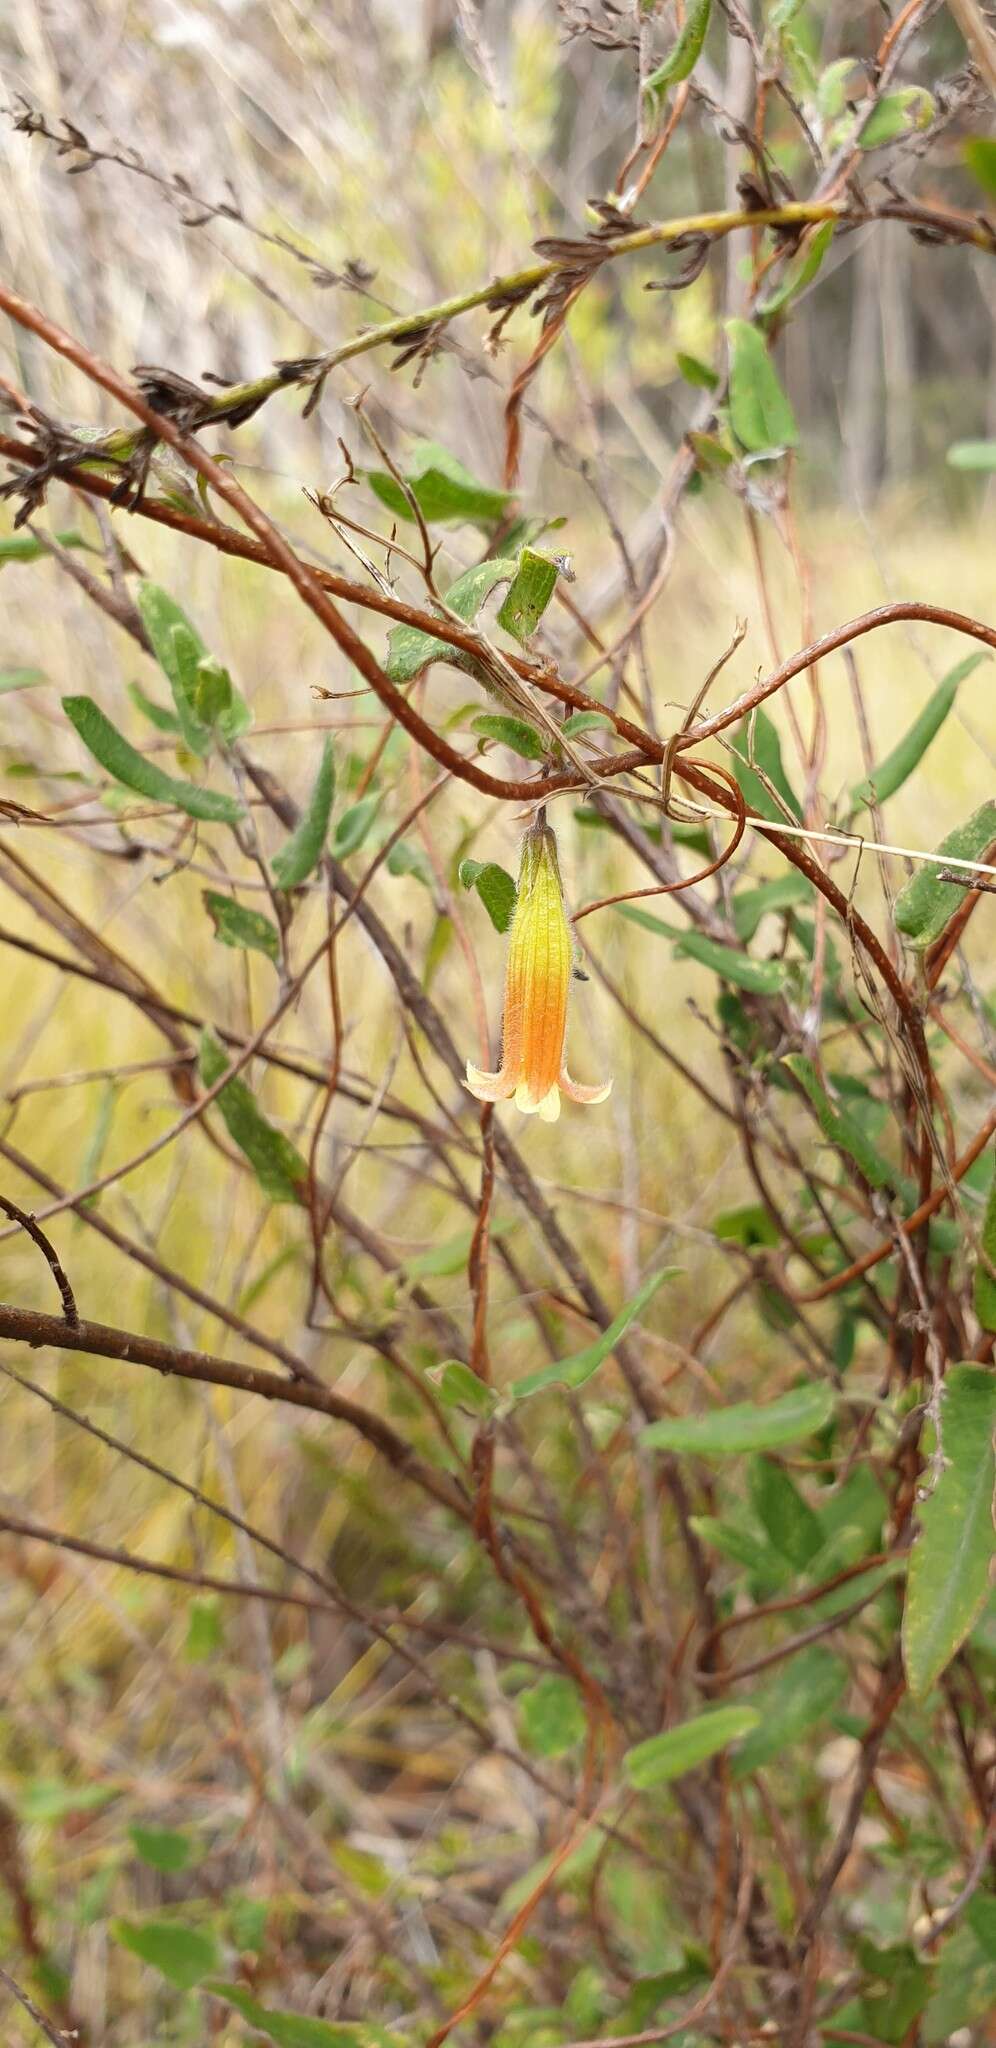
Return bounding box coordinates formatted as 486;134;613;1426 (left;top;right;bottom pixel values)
466;821;612;1123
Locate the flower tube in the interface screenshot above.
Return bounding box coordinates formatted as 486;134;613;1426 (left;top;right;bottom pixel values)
466;820;611;1122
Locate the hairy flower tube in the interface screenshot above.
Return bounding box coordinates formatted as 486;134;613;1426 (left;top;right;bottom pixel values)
466;821;612;1122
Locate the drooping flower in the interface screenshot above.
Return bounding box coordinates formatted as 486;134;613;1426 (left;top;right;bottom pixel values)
466;819;611;1123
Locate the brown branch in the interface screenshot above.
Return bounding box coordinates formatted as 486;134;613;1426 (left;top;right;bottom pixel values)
0;1297;470;1519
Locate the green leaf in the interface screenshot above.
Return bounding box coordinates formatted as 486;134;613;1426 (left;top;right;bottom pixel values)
712;1202;780;1248
519;1675;586;1758
429;1359;497;1416
136;584;213;755
644;0;712;99
964;135;996;200
851;654;987;809
624;1706;760;1790
458;858;517;933
203;892;280;964
616;905;793;994
508;1268;680;1402
199;1031;306;1205
859;87;934;148
758;221;834;321
126;681;182;733
559;710;614;739
272;739;336;887
732;1648;847;1777
924;1902;996;2042
207;1982;399;2048
893;799;996;948
129;1824;200;1873
18;1777;115;1823
726;320;798;453
366;440;512;527
731;708;803;823
62;696;243;824
817;57;857;120
974;1169;996;1331
192;655;252;741
732;872;812;941
0;528;87;566
332;794;381;859
947;440;996;471
783;1054;895;1190
641;1383;834;1456
750;1456;824;1567
112;1918;220;1992
386;838;434;888
688;430;734;473
0;667;47;694
676;351;718;390
471;712;546;760
676;930;792;995
903;1364;996;1698
184;1597;223;1661
385;558;515;683
496;548;558;642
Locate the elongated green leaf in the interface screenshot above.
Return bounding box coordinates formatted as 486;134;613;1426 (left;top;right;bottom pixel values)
727;320;798;453
509;1268;680;1402
386;838;434;888
947;440;996;471
783;1054;895;1189
732;872;812;941
817;57;857;120
924;1902;996;2042
0;527;86;566
203;891;280;964
207;1982;396;2048
136;583;212;754
199;1032;306;1204
428;1359;497;1416
112;1918;220;1991
973;1169;996;1331
559;710;614;739
625;1706;760;1790
644;0;711;98
758;222;834;321
272;739;335;887
860;87;934;148
851;654;987;809
385;559;515;683
731;708;803;823
129;1824;199;1873
458;858;517;933
732;1649;847;1777
519;1675;586;1758
893;799;996;948
964;135;996;199
471;712;545;760
641;1382;834;1456
617;905;793;994
367;440;512;527
126;681;181;733
496;548;558;642
332;795;381;859
62;696;243;824
676;351;718;390
750;1456;824;1567
676;930;791;995
903;1364;996;1698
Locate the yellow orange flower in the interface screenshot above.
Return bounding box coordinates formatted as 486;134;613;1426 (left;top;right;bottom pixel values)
466;821;611;1123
